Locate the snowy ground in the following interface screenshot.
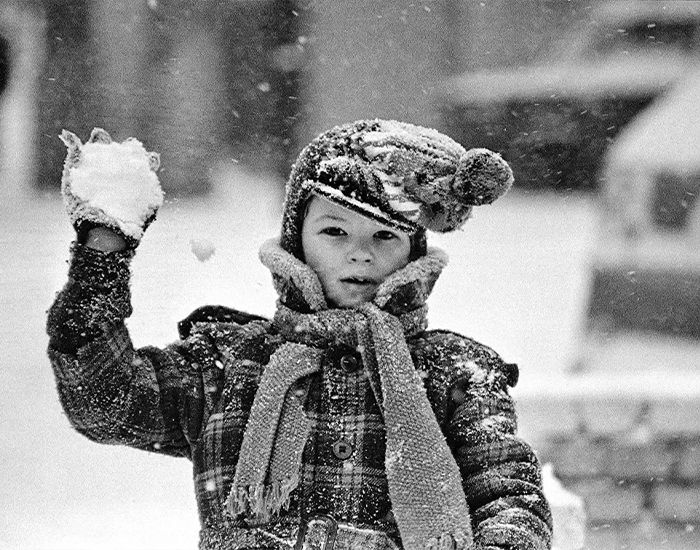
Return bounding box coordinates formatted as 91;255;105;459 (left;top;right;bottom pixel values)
0;169;599;549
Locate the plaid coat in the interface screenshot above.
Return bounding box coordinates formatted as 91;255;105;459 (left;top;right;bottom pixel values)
47;243;552;550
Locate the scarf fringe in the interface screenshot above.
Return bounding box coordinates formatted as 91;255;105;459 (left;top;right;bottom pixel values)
226;475;299;522
424;530;471;550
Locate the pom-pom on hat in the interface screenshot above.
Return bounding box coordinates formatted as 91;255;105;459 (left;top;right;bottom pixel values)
281;119;513;259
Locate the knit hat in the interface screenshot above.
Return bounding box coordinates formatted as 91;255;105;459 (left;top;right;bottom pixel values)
280;119;513;260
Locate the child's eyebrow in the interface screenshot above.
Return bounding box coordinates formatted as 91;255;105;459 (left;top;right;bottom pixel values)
313;214;347;223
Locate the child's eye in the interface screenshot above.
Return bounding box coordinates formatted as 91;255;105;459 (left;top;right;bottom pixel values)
320;226;347;237
374;230;399;241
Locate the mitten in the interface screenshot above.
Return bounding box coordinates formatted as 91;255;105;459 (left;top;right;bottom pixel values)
60;127;163;248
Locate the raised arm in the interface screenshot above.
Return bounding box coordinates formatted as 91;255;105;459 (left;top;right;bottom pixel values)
46;128;216;457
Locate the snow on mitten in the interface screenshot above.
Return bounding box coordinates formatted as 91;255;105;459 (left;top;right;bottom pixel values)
60;127;163;248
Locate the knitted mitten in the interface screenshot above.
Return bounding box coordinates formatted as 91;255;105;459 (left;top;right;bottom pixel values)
60;127;163;248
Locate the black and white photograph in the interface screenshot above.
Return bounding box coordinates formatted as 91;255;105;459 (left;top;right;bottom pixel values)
1;1;699;549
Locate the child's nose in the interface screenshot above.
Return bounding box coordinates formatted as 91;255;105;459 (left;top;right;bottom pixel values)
347;241;373;263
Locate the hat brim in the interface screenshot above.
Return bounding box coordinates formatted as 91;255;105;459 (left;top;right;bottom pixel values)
310;183;419;234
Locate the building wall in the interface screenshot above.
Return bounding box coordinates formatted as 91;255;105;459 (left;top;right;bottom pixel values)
449;0;594;71
298;0;447;145
297;0;594;145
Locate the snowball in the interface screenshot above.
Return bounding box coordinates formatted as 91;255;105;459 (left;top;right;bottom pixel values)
69;138;163;240
190;239;216;262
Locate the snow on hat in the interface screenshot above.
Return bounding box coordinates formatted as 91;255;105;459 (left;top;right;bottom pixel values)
280;119;513;259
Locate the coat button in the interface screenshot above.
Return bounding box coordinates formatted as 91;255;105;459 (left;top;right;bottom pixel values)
332;438;354;459
339;354;359;373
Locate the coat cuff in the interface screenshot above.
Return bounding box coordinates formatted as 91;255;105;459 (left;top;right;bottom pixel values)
47;242;134;354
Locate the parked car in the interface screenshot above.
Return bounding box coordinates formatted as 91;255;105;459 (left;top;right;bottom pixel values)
574;68;700;373
439;1;700;191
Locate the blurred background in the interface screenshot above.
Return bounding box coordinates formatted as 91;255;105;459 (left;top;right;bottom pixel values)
1;0;700;548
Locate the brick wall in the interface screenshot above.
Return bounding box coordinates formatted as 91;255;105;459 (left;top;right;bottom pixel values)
515;370;700;549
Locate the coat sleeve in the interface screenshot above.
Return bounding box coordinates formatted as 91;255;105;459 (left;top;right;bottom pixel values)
46;243;225;457
415;331;553;550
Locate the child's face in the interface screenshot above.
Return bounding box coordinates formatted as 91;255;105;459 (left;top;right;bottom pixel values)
301;196;412;308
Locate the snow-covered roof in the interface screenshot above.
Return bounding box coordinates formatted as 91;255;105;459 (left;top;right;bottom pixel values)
606;65;700;173
442;54;686;104
589;0;700;25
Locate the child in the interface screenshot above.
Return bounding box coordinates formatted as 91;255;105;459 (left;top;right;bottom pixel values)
47;120;552;550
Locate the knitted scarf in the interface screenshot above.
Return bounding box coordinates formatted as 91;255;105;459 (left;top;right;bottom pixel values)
225;240;473;550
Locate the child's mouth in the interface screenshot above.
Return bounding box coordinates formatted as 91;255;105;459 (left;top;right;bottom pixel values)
341;276;376;286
